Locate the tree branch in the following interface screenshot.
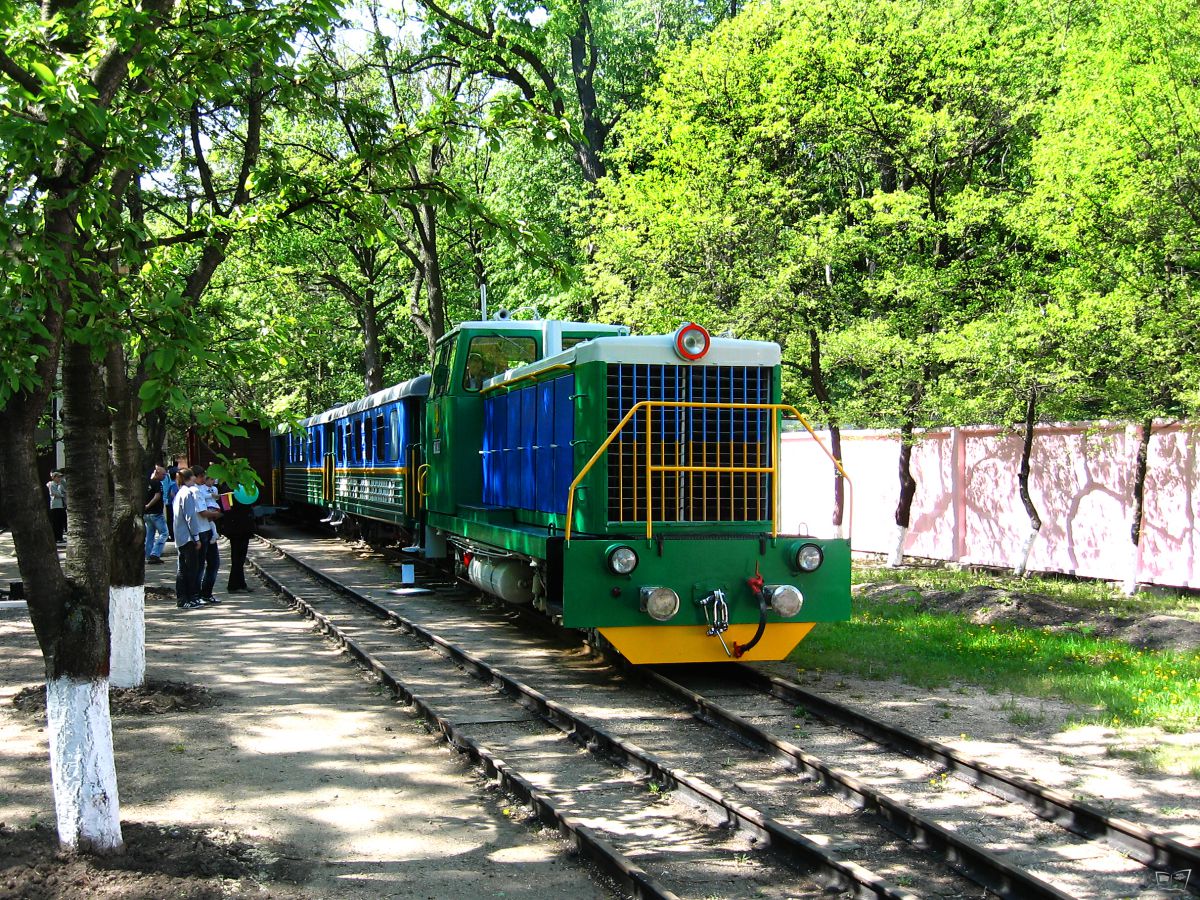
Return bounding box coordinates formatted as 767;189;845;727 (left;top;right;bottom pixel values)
0;50;45;97
189;102;220;210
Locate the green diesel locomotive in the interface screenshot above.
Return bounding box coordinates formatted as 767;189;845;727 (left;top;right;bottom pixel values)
274;316;851;664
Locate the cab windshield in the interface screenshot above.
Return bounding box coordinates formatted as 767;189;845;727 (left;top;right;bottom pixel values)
463;333;538;391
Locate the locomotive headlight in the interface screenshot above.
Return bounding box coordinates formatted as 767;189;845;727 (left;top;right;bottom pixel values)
607;545;639;575
795;543;824;572
764;584;804;618
640;586;680;621
673;322;711;361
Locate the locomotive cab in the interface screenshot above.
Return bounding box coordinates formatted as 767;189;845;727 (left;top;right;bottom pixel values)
422;319;628;520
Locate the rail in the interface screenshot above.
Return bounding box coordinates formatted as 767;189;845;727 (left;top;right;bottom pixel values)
564;401;851;543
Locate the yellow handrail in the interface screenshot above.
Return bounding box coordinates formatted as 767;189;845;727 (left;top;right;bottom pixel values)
416;463;430;499
563;401;852;543
480;364;572;394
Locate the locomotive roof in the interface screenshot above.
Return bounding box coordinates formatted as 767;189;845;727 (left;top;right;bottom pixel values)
480;333;781;391
443;318;624;334
296;373;431;429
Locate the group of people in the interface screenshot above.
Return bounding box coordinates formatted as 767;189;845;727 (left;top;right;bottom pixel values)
44;460;257;609
143;462;257;611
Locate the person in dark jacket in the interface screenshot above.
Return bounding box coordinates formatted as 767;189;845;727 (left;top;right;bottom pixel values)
222;485;257;593
144;465;168;563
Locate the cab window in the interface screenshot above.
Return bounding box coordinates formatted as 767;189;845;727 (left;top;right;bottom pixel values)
463;334;537;391
431;341;453;398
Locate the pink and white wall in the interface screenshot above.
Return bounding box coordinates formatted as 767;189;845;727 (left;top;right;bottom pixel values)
779;422;1199;589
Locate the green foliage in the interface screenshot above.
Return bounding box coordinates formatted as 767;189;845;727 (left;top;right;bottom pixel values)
8;0;1193;448
589;0;1071;431
1029;0;1200;419
0;0;341;424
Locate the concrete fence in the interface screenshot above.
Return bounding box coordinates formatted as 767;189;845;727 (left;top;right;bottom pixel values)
779;421;1199;590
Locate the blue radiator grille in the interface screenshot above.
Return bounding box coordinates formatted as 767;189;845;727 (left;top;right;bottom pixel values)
482;374;575;514
606;364;773;524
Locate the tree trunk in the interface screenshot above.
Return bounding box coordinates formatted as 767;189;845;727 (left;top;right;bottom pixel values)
0;400;68;638
1124;416;1154;596
830;427;844;536
568;0;607;185
419;203;446;356
142;406;167;473
806;328;844;534
1014;387;1042;577
889;421;916;567
106;344;146;688
470;228;488;319
362;290;384;395
49;338;123;853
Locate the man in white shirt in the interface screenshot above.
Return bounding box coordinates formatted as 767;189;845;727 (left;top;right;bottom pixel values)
172;469;204;609
192;467;222;604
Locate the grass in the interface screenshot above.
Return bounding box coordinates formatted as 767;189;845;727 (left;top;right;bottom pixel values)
853;562;1200;620
1107;744;1200;778
793;593;1200;733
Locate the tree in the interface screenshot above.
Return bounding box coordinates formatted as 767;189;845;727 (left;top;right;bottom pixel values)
0;0;336;852
590;0;1064;553
1029;0;1200;591
933;298;1092;574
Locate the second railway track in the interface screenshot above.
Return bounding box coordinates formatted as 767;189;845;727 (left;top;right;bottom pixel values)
246;528;1196;899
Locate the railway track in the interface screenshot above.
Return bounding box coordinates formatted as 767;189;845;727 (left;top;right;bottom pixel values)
246;530;1196;899
659;664;1200;881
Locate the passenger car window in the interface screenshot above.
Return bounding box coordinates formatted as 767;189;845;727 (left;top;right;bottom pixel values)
389;408;402;462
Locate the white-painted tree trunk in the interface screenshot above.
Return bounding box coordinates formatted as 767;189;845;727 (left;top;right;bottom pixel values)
108;585;145;689
46;676;123;853
887;525;908;567
1122;538;1140;597
1013;523;1040;577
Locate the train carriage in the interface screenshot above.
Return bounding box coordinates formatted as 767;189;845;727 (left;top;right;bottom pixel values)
276;316;851;664
276;376;429;532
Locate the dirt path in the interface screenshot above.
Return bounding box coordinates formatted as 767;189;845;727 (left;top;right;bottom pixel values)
0;532;612;899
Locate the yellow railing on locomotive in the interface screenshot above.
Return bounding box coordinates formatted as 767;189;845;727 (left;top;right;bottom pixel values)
564;401;851;544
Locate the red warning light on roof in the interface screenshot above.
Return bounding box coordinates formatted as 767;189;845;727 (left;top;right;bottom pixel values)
673;323;711;361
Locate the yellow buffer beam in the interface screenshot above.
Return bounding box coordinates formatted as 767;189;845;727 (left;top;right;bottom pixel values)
598;623;815;664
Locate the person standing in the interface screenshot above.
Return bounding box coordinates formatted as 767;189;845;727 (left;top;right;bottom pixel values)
46;471;67;544
172;469;204;610
222;485;257;593
144;465;168;564
193;468;222;604
163;462;181;541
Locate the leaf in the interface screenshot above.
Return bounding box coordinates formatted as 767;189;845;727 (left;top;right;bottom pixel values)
29;61;56;85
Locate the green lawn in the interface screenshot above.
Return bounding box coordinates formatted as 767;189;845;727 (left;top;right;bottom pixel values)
792;567;1200;737
852;561;1200;620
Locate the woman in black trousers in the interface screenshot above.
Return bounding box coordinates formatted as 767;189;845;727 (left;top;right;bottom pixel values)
221;489;256;593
